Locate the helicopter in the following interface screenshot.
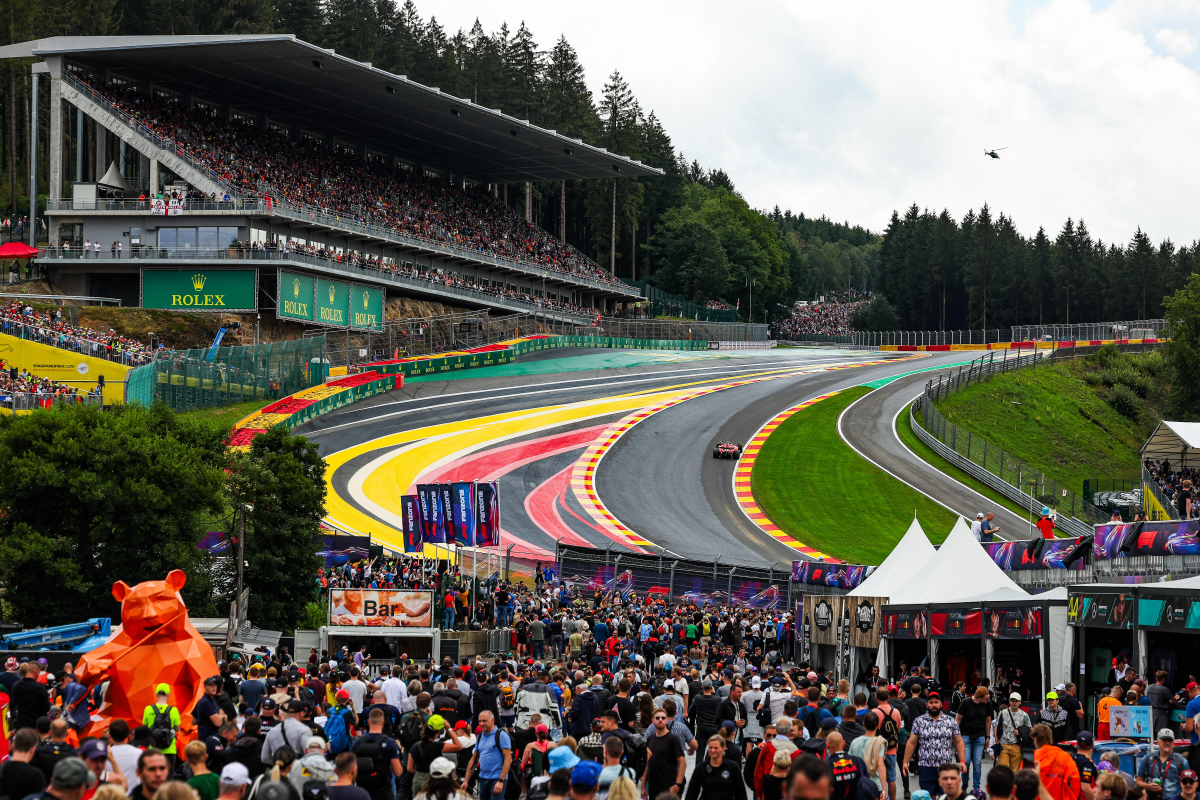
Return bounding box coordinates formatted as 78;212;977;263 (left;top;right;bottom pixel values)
984;147;1007;159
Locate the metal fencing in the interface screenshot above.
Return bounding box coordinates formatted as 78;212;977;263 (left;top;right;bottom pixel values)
852;319;1167;347
621;280;739;323
910;350;1104;536
3;393;103;412
0;316;153;366
1142;465;1180;521
594;318;770;342
150;337;327;412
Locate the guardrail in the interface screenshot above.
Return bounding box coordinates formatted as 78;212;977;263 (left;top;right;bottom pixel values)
852;320;1168;347
35;246;599;325
0;292;121;306
62;75;637;298
909;349;1102;536
709;340;777;350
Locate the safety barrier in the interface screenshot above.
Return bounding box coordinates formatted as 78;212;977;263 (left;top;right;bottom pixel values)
708;340;777;350
854;319;1167;347
909;350;1101;535
151;337;326;412
361;345;517;379
229;370;399;447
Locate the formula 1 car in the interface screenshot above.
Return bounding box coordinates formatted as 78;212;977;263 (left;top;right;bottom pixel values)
712;441;743;459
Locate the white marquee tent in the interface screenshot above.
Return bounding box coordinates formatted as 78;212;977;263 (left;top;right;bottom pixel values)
849;517;937;598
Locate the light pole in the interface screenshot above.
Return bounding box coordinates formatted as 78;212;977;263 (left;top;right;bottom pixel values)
746;277;756;323
236;503;253;602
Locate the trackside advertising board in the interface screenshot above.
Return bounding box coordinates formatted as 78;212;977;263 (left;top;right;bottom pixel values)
315;278;350;327
350;284;384;331
328;589;433;627
278;270;316;322
142;269;257;311
1094;520;1200;559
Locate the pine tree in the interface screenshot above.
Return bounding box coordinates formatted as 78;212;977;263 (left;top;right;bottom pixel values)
505;21;540;120
542;35;594;138
273;0;320;42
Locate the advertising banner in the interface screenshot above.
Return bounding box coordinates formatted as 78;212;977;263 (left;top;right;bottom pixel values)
983;538;1087;571
792;561;874;590
318;534;370;566
315;278;350;327
0;332;130;405
1094;520;1200;559
1068;593;1134;629
475;482;500;547
449;482;476;546
141;269;257;311
847;596;884;649
929;609;983;638
328;589;433;627
1110;705;1154;739
415;485;435;542
806;595;840;645
278;270;316;322
883;610;928;639
985;607;1044;638
400;495;421;553
1137;596;1200;632
350;284;384;331
437;485;454;544
425;485;447;544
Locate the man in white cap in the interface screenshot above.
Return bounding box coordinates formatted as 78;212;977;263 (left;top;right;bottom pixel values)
218;763;250;800
743;676;766;744
971;514;984;542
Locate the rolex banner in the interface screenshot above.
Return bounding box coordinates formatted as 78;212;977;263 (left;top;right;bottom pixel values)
315;277;350;328
278;270;316;322
350;284;384;331
142;269;257;311
400;495;422;553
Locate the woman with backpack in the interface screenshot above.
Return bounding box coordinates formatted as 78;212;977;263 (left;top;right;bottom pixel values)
520;723;552;796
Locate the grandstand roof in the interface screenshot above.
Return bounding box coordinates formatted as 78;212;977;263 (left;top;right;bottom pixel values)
1143;420;1200;467
0;35;663;183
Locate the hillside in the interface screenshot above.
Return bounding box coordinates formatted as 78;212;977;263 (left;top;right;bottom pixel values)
933;347;1167;496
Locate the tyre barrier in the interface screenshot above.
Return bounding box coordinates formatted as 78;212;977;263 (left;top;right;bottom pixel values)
707;340;777;350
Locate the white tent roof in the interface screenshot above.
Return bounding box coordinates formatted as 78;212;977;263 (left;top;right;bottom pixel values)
1142;421;1200;468
887;517;1029;605
98;161;130;191
849;518;937;598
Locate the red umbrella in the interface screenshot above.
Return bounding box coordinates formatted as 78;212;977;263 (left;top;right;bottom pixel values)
0;242;40;259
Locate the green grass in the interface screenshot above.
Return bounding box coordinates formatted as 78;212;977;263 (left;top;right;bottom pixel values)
752;385;956;564
177;399;271;430
894;400;1034;522
937;360;1149;496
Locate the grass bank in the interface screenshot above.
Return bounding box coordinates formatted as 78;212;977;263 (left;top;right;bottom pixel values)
752;385;955;564
177;399;271;430
935;348;1165;496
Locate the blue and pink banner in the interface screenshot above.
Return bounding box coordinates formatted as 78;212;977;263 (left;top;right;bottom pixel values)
401;482;500;551
983;537;1088;571
791;561;874;590
1094;520;1200;559
450;482;476;546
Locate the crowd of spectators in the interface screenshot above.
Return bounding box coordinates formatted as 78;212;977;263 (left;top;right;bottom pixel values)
1145;459;1200;519
0;358;92;398
0;300;157;365
774;293;870;338
84;78;626;291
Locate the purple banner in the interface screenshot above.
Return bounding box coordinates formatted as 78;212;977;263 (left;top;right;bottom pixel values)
983;538;1087;571
558;560;786;609
318;534;370;566
400;495;421;553
792;561;874;589
1094;520;1200;559
474;481;500;547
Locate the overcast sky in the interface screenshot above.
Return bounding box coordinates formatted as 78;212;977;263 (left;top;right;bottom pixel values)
419;0;1200;246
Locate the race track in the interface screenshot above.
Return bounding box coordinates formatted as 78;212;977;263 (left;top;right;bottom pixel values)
304;345;1018;563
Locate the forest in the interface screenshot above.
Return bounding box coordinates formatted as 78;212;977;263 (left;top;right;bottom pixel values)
876;204;1198;331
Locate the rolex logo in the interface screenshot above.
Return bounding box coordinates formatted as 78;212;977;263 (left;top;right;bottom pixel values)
329;285;336;303
191;273;207;292
293;278;300;298
363;292;369;308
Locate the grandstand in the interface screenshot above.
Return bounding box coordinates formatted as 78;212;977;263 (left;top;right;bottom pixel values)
0;35;660;324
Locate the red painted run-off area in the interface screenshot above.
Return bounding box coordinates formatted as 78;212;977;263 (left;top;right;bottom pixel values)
417;425;608;557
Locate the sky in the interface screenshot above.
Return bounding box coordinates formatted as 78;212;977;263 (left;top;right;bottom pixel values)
417;0;1200;246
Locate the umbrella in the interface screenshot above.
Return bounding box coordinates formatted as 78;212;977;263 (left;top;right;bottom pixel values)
0;242;39;259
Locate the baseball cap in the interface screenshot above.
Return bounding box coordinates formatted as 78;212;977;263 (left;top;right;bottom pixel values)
751;677;762;688
334;690;349;702
548;745;580;772
155;683;170;696
283;699;308;714
1159;728;1176;741
721;720;736;731
1181;771;1198;783
427;715;446;731
1046;691;1058;700
1189;682;1199;692
807;672;818;681
571;761;602;788
261;697;278;710
79;739;107;761
976;512;984;519
204;676;222;687
771;677;783;686
1009;692;1022;701
821;718;837;730
927;692;940;699
221;763;251;786
535;723;549;734
52;757;97;789
1055;684;1067;692
663;679;674;689
1077;731;1094;746
429;757;457;779
305;736;325;753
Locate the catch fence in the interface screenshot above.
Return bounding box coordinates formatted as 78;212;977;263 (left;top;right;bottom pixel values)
621;281;739;323
911;350;1106;536
594;318;769;342
852;319;1167;347
555;543;794;608
134;337;327;411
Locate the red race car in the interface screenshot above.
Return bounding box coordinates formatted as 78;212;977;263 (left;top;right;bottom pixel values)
712;441;743;459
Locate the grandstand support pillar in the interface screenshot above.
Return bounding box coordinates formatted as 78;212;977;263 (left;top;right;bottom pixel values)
76;106;84;183
149;158;159;196
48;73;63;246
95;116;106;182
29;68;38;248
560;180;566;242
525;182;531;222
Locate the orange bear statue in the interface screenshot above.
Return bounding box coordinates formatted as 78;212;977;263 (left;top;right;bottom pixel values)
74;570;219;737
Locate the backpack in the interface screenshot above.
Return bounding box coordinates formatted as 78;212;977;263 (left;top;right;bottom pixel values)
352;734;386;790
876;706;901;750
150;704;176;749
324;706;355;755
500;683;515;710
398;710;424;750
568;691;600;739
802;706;823;737
622;732;647;779
756;691;773;728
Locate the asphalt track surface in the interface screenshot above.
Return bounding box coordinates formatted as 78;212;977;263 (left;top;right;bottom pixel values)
303;346;1019;562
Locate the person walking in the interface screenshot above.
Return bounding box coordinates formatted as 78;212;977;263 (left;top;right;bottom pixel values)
1136;729;1188;800
955;686;992;793
1034;723;1082;800
684;735;746;800
462;711;511;800
994;692;1030;773
900;693;965;797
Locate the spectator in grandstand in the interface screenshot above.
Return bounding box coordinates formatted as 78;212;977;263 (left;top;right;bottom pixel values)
774;294;870;339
